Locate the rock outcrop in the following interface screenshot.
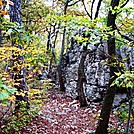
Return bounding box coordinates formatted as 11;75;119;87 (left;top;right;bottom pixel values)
62;39;134;106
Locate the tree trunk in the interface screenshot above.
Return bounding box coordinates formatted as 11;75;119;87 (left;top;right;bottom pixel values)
0;14;3;44
47;28;52;52
95;0;120;133
0;28;2;44
77;46;88;107
48;23;59;77
57;0;69;92
9;0;29;111
94;0;103;19
57;26;66;91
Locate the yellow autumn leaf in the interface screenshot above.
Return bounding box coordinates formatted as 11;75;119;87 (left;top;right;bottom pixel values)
128;41;134;47
130;117;134;121
0;0;3;6
14;83;20;86
2;77;7;81
38;70;42;74
33;69;37;73
2;72;8;75
16;92;25;97
8;96;16;102
99;118;103;120
114;72;121;76
119;62;124;68
30;89;41;95
93;114;100;118
28;92;32;96
0;103;7;106
28;74;33;78
1;89;6;92
0;10;8;15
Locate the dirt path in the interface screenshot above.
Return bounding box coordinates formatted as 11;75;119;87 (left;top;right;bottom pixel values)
20;89;131;134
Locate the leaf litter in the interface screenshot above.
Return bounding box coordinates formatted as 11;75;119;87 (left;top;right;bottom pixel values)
19;89;134;134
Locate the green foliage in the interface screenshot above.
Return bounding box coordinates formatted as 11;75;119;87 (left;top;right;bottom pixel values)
107;127;118;134
22;0;50;33
1;106;38;133
117;103;133;133
111;70;134;88
0;1;51;133
0;0;134;133
0;79;17;105
118;108;128;122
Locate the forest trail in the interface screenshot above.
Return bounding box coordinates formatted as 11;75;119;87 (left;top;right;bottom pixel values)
20;89;122;134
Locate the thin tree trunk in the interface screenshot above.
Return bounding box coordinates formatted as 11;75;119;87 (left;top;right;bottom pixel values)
57;1;69;91
91;0;95;20
48;23;59;77
95;0;120;133
47;28;52;51
94;0;103;19
0;29;2;44
77;46;88;107
57;26;66;91
0;15;3;44
126;88;133;134
53;23;60;64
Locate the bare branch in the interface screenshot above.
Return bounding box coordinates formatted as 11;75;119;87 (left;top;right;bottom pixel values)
120;34;133;41
117;0;130;15
116;25;133;41
81;0;91;19
91;0;95;20
94;0;103;19
120;0;129;8
68;0;81;6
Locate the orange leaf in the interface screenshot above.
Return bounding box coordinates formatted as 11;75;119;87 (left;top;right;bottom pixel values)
0;10;8;15
0;0;3;6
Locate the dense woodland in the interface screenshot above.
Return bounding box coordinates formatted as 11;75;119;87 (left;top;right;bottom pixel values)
0;0;134;134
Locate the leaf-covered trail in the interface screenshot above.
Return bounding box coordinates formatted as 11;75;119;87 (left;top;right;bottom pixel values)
22;89;123;134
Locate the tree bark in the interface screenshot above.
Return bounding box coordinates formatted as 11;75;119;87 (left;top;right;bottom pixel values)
77;46;88;107
57;0;69;91
46;27;52;51
9;0;29;111
57;26;66;91
95;0;120;133
0;28;2;44
0;11;3;44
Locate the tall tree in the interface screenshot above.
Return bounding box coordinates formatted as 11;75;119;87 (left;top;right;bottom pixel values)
0;0;5;45
9;0;29;110
57;0;70;91
0;18;2;44
95;0;120;133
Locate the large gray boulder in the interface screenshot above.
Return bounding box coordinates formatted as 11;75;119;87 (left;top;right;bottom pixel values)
62;40;134;106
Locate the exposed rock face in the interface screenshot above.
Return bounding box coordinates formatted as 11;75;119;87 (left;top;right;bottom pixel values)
120;45;134;70
62;40;134;106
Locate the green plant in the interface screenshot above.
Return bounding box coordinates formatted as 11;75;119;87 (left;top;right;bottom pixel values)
107;127;118;134
0;79;17;106
111;71;134;88
118;107;128;123
1;106;39;133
